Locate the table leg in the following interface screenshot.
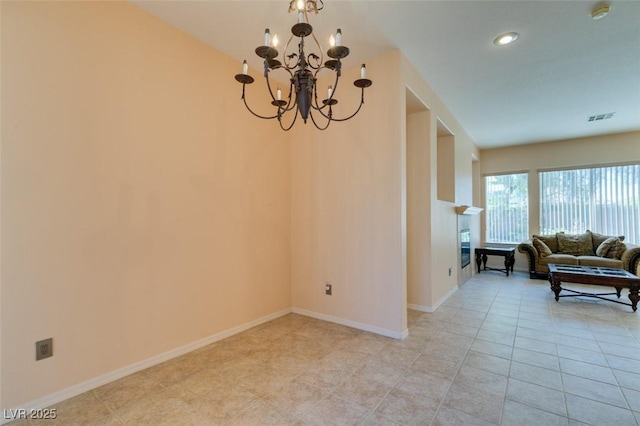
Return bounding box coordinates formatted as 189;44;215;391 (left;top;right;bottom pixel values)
629;287;639;312
549;275;562;301
509;254;515;273
615;287;622;298
504;255;512;276
476;252;482;273
482;254;488;270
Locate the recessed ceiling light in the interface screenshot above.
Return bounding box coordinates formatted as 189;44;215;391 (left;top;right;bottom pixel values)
591;3;611;20
493;32;519;46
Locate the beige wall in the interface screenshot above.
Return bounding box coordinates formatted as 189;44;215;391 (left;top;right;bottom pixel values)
480;131;640;270
1;1;290;408
401;56;480;309
481;131;640;175
437;135;455;203
1;0;486;411
290;48;481;334
407;111;432;309
291;50;408;336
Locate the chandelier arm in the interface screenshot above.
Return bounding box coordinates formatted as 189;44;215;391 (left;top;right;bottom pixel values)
307;31;323;69
315;88;367;122
283;33;298;69
272;67;298;113
241;87;281;120
278;106;300;131
282;77;298;113
310;77;321;111
309;110;332;130
264;72;297;113
264;67;278;103
310;67;340;111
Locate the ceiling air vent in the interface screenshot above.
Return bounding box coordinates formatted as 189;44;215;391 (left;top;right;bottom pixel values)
587;112;615;122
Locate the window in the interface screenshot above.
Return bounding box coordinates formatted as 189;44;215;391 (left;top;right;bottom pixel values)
485;173;528;243
540;164;640;244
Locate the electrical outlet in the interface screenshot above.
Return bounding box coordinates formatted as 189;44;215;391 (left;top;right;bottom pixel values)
325;282;332;295
36;338;53;361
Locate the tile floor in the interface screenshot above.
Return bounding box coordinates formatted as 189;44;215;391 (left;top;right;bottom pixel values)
11;272;640;425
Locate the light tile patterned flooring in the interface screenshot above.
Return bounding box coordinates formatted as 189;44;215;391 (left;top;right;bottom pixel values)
13;272;640;425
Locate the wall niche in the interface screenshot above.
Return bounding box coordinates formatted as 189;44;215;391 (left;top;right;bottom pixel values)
436;119;455;202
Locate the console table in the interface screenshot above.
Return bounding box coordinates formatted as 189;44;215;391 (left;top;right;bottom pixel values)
475;247;516;276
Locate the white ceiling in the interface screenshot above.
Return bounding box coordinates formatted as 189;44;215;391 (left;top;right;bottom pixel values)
131;0;640;149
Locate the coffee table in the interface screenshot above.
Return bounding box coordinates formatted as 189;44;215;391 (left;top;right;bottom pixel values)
547;264;639;312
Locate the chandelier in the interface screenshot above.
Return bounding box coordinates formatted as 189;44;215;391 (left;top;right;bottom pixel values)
234;0;373;131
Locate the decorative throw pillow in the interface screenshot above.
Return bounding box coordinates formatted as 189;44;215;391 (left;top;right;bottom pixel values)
596;237;619;257
605;241;627;259
532;234;559;253
533;237;553;257
589;230;625;249
557;232;594;256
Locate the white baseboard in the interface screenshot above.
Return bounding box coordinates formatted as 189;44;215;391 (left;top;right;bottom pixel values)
408;285;459;313
292;307;408;340
1;308;291;424
407;303;432;313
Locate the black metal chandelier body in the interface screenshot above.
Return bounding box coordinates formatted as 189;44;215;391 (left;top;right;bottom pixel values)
234;0;372;131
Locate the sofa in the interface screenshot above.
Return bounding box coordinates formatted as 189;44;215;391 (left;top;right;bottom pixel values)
518;230;640;279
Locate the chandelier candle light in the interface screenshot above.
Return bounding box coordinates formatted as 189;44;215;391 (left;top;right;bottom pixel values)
234;0;373;131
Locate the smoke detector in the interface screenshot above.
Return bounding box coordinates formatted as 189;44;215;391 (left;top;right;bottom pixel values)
591;3;611;20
